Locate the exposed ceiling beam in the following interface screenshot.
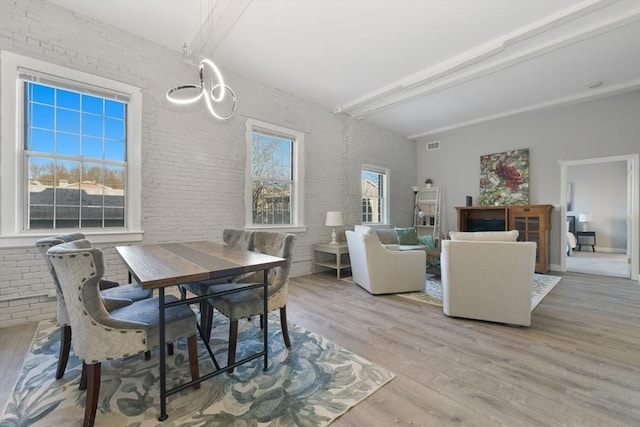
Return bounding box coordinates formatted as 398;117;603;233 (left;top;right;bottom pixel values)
334;0;624;117
349;8;640;121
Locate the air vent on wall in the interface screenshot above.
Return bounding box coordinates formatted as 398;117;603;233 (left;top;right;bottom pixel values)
426;141;440;151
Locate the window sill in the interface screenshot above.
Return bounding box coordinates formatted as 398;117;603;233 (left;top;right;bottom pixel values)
0;230;144;249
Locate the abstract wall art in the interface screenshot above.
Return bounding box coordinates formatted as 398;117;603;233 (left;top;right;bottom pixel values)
479;148;529;205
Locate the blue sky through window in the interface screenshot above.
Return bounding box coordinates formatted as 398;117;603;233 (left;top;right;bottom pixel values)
26;82;126;162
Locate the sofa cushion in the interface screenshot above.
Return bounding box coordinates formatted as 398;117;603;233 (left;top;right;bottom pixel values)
375;228;399;245
395;227;420;245
449;230;519;242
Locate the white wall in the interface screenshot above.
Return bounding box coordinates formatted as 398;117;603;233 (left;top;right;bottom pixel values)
0;0;416;327
415;90;640;267
568;161;627;252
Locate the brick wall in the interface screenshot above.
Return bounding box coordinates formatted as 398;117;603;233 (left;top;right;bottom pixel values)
0;0;417;327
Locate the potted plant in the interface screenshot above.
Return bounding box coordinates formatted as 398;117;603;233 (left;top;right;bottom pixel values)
425;178;433;188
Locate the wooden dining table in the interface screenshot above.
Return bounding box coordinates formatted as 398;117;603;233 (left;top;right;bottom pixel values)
115;240;286;421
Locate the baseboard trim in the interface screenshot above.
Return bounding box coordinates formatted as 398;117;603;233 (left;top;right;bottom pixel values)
591;247;626;254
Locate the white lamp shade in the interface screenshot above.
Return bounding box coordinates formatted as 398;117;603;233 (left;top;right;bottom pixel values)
325;211;344;227
578;213;593;223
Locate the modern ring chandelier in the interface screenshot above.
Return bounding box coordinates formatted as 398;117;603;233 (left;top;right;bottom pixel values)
166;57;237;120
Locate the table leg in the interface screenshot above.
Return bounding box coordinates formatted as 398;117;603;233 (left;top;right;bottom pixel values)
263;269;269;371
336;251;341;280
158;288;168;421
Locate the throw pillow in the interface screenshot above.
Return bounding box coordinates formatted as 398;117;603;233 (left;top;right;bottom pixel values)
375;228;399;245
418;234;435;249
395;227;419;245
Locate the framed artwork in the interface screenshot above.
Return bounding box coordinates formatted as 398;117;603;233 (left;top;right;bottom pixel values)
479;148;529;205
566;183;573;212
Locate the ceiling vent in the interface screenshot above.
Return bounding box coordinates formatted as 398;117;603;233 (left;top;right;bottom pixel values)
426;141;441;151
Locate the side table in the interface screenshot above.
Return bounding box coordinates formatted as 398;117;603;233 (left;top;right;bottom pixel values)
576;231;596;252
312;242;350;280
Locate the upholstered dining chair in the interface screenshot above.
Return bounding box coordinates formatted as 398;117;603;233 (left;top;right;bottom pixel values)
181;229;255;341
210;231;297;372
47;239;200;427
36;233;153;380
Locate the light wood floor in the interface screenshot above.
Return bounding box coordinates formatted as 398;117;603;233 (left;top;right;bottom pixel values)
1;272;639;425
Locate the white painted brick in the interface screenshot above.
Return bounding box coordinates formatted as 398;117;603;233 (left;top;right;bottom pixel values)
30;313;56;322
3;304;36;315
8;298;32;307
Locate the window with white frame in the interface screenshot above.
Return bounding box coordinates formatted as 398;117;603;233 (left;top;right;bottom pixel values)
24;81;127;229
0;51;142;245
245;119;305;229
361;166;388;224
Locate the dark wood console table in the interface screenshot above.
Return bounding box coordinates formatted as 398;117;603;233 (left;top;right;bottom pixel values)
456;204;553;273
576;231;596;252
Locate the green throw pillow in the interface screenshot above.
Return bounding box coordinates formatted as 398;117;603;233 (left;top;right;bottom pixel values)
418;234;435;249
395;227;419;245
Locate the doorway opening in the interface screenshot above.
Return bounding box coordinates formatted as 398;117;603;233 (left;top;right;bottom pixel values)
560;154;639;281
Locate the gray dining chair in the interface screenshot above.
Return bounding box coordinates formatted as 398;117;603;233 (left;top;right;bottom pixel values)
210;231;297;372
47;239;200;427
36;233;153;379
181;229;254;341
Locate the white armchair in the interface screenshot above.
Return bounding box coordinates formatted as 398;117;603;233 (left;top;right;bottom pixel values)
441;231;536;326
345;227;426;295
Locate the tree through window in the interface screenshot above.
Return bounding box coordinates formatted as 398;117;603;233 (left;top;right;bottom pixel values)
251;130;293;225
361;167;387;224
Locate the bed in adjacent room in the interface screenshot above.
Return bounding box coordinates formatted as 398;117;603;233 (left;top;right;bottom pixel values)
567;215;577;256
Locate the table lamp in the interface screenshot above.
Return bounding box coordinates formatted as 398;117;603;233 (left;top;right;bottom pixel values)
578;213;593;231
325;211;343;245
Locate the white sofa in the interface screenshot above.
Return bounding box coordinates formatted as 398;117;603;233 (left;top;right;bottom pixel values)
345;226;426;295
441;230;536;326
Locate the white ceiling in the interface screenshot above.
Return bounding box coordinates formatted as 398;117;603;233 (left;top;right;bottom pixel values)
48;0;640;138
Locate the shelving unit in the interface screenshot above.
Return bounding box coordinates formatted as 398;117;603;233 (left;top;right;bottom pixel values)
414;187;441;245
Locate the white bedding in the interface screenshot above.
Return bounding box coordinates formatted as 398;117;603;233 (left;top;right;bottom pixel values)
567;231;577;255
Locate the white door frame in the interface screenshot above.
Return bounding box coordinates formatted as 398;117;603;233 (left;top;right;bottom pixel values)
560;154;639;281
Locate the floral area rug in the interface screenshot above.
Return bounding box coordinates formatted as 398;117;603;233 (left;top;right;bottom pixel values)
0;314;394;427
395;274;562;310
